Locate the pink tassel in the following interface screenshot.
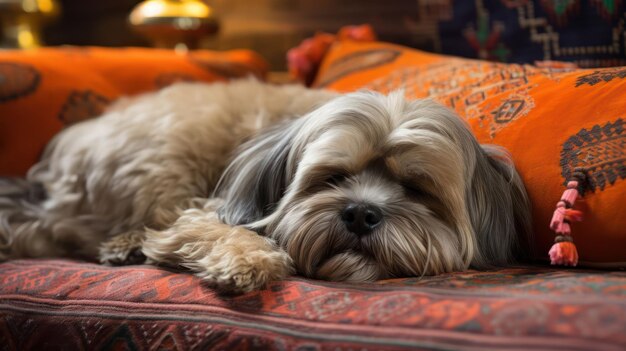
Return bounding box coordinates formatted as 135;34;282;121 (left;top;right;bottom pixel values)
561;181;580;206
548;179;584;266
549;240;578;266
549;202;567;233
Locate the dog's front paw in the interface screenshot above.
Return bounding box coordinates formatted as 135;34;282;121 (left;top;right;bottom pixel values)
185;235;294;294
141;212;294;294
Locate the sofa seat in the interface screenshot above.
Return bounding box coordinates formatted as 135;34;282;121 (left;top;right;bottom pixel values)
1;259;625;350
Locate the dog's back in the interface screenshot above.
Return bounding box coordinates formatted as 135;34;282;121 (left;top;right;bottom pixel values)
0;79;337;263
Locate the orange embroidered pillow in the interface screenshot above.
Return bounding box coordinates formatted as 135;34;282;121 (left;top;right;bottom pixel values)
0;47;268;176
314;41;626;267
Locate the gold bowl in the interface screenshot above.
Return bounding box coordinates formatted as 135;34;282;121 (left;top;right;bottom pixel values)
129;0;219;51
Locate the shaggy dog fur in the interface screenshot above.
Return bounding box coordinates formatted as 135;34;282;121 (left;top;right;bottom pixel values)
0;79;532;293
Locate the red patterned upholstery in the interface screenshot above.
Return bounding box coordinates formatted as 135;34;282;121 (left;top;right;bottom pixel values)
1;259;625;350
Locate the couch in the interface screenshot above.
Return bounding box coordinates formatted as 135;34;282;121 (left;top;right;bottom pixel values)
2;259;625;350
1;31;626;351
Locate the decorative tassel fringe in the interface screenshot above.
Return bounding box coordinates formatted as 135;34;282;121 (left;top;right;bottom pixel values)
549;237;578;267
548;175;585;267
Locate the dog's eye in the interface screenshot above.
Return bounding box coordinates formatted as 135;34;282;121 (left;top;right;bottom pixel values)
403;183;427;198
325;174;346;186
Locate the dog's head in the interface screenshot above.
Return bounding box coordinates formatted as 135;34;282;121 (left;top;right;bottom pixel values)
216;91;532;281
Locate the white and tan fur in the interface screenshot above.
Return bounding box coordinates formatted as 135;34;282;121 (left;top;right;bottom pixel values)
0;79;532;293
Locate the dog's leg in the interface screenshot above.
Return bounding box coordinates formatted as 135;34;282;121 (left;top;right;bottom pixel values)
99;230;147;265
99;197;209;266
141;204;293;293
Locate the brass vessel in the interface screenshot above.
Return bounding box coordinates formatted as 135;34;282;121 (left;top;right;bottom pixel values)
0;0;60;49
129;0;218;51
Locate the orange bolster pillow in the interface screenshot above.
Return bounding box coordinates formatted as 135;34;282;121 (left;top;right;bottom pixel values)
0;47;268;176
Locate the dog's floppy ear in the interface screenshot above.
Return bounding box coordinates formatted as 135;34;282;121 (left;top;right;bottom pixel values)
467;145;533;267
215;120;299;228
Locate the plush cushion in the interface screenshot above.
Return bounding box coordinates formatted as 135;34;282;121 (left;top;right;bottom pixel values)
1;259;625;350
313;41;625;267
0;47;268;177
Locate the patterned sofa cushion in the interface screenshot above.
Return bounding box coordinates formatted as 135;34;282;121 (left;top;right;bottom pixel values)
312;40;626;268
0;47;268;177
1;259;625;350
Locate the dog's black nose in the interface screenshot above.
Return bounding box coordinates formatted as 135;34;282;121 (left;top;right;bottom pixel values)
341;203;383;236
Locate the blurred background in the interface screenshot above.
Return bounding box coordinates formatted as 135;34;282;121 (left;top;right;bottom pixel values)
1;0;625;70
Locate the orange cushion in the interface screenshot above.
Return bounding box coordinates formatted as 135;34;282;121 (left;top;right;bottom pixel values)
0;47;268;176
314;41;626;267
